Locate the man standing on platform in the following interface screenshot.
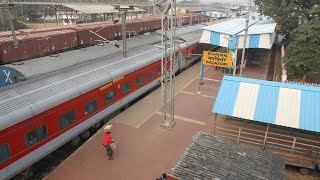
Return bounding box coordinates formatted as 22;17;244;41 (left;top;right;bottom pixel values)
102;125;114;160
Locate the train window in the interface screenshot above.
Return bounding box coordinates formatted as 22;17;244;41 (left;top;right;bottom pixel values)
148;70;154;80
84;99;98;116
122;82;131;95
25;125;48;148
59;110;76;130
105;89;116;103
136;76;144;87
157;66;161;75
0;144;10;164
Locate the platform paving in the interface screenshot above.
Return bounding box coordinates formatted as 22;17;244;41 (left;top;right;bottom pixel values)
45;59;318;179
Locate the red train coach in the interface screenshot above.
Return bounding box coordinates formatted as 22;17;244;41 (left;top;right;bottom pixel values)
0;23;211;179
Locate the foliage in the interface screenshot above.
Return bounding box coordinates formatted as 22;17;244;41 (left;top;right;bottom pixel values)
283;18;320;81
0;9;28;31
13;4;42;22
255;0;319;81
254;0;318;37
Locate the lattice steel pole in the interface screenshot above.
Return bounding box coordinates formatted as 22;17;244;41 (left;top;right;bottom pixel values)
160;0;176;128
7;4;18;47
121;11;127;57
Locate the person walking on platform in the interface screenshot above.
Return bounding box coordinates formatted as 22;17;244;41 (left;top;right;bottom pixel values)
102;125;114;160
160;173;166;180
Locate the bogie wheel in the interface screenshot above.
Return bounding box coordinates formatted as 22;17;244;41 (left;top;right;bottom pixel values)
13;167;33;180
80;130;91;140
70;136;81;147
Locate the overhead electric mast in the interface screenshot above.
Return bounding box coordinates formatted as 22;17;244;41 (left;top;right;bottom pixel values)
155;0;177;128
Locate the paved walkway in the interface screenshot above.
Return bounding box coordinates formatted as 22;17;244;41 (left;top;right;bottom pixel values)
46;60;270;180
47;52;320;179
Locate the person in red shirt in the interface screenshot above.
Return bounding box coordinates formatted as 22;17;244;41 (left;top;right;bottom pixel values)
102;129;113;160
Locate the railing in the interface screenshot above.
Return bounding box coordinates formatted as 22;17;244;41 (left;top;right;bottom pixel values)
213;119;320;168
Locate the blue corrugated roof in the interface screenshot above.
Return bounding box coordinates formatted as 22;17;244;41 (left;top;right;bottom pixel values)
203;18;276;35
213;76;320;133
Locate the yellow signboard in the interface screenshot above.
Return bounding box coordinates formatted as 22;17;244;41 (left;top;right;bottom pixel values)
203;51;232;68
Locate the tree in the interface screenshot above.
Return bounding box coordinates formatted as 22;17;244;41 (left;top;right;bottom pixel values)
0;8;28;31
254;0;318;38
255;0;320;82
16;4;42;22
283;18;320;81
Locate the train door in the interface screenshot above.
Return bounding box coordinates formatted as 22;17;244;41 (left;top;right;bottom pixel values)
174;53;179;73
178;51;187;70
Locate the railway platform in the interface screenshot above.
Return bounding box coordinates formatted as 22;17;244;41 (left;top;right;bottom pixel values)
45;60;319;179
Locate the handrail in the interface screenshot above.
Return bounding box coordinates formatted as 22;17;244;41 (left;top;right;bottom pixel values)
215;121;320;145
213;120;320;160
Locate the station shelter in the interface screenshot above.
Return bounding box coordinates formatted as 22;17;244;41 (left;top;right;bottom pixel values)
213;76;320;132
212;76;320;170
199;18;277;69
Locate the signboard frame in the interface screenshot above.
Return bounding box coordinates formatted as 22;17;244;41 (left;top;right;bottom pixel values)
202;51;232;68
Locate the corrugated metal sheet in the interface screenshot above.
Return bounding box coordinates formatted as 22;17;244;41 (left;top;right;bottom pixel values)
213;76;320;133
203;11;228;18
203;18;276;35
227;35;239;49
209;31;220;45
275;88;301;129
168;132;285;180
259;34;272;49
250;14;274;22
200;18;276;49
249;34;260;48
233;82;259;120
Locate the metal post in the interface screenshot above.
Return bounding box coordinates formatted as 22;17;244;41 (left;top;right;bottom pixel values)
262;124;269;150
213;113;217;135
281;45;287;82
160;0;176;128
291;138;296;154
200;60;204;82
237;127;241;143
153;0;156;15
227;48;231;75
55;9;59;26
0;9;4;28
233;46;238;76
43;7;46;27
66;9;69;24
8;5;18;47
189;11;192;25
121;11;127;58
197;57;204;95
240;0;251;76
